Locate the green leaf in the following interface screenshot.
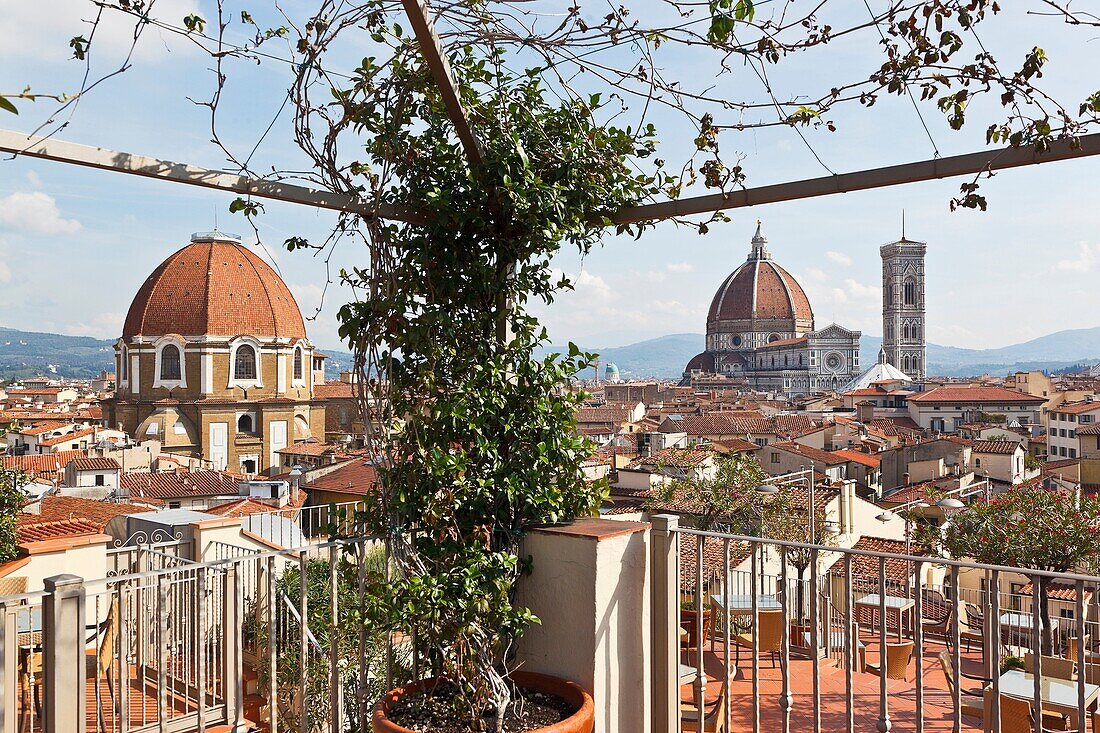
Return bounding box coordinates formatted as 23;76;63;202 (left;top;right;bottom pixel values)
0;97;17;115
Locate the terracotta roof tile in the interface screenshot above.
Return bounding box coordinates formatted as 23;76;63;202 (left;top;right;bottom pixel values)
68;457;121;471
122;238;306;339
971;440;1020;455
312;382;355;399
1050;401;1100;415
301;459;380;496
769;441;848;466
37;428;96;447
17;517;102;543
832;449;881;468
27;496;152;528
1;450;86;476
907;386;1045;404
121;470;241;500
850;536;928;583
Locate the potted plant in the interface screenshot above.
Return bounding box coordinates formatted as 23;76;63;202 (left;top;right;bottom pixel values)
679;598;712;650
328;23;664;733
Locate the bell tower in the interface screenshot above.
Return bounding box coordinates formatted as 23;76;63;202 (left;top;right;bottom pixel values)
880;228;927;381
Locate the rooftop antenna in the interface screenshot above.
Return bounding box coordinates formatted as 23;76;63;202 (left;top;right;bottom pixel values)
901;209;906;240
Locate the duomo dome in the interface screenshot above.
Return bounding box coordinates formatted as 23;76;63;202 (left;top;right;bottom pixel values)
105;231;325;476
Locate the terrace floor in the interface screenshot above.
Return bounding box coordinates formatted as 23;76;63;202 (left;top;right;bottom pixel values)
680;631;994;733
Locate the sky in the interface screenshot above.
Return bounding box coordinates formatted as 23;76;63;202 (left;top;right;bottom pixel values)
1;1;1099;352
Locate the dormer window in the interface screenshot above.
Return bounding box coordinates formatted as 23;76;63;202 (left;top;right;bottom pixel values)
160;344;181;380
235;345;258;380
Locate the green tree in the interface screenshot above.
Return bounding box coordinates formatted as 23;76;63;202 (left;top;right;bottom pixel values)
938;486;1100;654
0;467;25;563
648;454;770;533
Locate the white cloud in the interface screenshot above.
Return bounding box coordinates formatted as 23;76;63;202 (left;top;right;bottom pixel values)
0;260;10;283
0;0;201;62
666;262;694;273
0;192;81;235
1054;242;1100;273
64;312;123;339
826;251;853;266
25;171;43;189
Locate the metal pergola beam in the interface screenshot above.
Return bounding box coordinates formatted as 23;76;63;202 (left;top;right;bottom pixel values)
6;128;1100;228
0;129;421;223
610;132;1100;224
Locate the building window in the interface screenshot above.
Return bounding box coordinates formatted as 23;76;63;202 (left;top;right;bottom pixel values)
975;458;982;469
237;414;254;433
771;452;780;464
293;347;304;381
94;474;104;486
903;279;916;305
160;344;182;380
120;346;127;380
1070;448;1077;458
234;345;258;380
168;501;181;509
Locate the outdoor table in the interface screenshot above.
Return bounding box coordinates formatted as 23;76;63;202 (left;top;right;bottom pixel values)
854;594;915;642
999;669;1100;727
1000;612;1058;636
679;663;705;685
710;593;782;652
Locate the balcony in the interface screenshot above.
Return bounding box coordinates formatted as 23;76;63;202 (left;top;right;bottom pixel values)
657;516;1100;733
3;502;1099;733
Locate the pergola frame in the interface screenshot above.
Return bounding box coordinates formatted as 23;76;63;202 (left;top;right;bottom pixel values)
3;2;1100;226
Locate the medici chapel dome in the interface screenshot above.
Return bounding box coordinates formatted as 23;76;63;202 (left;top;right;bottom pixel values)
122;231;306;340
705;221;814;336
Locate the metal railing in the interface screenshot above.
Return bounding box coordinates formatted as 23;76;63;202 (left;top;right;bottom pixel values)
0;533;393;733
652;514;1100;733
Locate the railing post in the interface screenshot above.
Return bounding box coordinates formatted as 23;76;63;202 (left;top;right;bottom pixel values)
223;564;245;731
0;601;19;733
44;573;87;733
650;514;679;733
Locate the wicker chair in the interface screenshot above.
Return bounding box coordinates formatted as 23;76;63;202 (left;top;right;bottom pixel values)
1024;653;1076;680
681;678;728;733
999;694;1035;733
733;610;783;668
864;641;915;681
1066;635;1097;665
937;649;990;720
0;575;28;597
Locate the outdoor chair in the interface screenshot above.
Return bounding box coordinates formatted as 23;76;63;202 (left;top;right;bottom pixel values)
937;649;990;720
1067;635;1098;665
999;694;1036;733
1024;652;1076;680
921;589;952;640
953;601;986;654
864;640;914;681
0;575;28;597
733;610;783;667
681;678;728;733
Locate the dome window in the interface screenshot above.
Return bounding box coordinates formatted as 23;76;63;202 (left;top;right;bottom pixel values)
293;347;304;381
235;344;258;380
160;344;182;380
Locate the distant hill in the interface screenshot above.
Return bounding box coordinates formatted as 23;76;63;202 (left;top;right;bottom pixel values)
0;326;356;381
5;324;1100;382
546;328;1100;381
0;327;115;380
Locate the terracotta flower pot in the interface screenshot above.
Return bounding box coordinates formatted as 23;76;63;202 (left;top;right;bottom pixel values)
372;670;595;733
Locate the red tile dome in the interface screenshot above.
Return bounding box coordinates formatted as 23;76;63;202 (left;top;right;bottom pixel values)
122;232;306;340
706;222;814;330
